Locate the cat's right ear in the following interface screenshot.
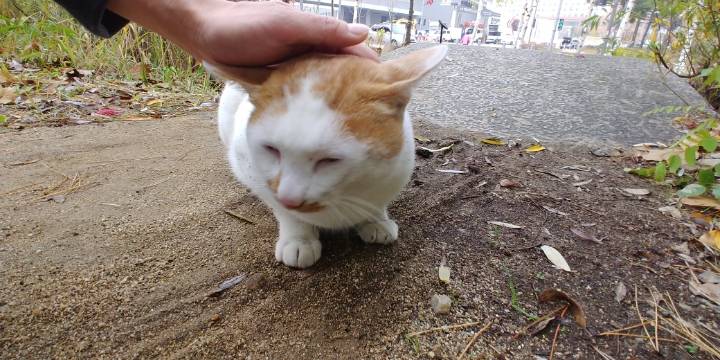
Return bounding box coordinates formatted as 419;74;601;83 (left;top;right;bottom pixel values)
203;61;273;90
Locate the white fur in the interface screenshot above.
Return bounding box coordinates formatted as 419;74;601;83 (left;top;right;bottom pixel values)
216;46;446;268
218;78;413;268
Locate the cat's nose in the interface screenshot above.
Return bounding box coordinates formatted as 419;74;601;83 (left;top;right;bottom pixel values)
278;197;304;209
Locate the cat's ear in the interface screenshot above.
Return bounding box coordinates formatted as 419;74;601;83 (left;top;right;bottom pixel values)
383;45;447;88
203;61;273;90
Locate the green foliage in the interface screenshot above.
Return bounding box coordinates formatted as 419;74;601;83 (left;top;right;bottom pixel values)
668;154;681;173
612;47;654;60
0;1;215;94
678;183;706;197
626;166;655;178
649;0;720;108
507;277;538;321
655;162;667;182
0;114;6;125
698;168;715;186
684;146;697;166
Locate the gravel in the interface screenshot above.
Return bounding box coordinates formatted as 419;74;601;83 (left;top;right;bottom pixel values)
389;44;711;146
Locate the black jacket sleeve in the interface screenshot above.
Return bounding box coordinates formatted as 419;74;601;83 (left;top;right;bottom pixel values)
53;0;128;38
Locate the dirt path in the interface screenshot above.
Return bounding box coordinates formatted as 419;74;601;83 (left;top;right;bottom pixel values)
0;115;712;359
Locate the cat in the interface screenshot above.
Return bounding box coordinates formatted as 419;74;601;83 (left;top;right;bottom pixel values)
206;45;447;269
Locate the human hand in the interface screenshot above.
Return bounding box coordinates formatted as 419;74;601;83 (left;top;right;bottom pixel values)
107;0;378;68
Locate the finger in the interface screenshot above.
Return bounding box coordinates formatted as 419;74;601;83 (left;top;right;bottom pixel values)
287;13;369;48
340;43;380;62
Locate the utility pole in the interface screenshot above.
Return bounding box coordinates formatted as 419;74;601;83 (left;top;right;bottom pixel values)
548;0;564;49
470;0;485;44
338;0;343;19
331;0;335;17
299;0;304;11
526;0;539;47
353;0;359;23
405;0;415;45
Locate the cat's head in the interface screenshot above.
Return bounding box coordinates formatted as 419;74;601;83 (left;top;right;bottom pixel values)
207;46;446;216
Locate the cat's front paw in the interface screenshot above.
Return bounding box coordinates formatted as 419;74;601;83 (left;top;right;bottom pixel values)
274;237;322;269
358;220;399;244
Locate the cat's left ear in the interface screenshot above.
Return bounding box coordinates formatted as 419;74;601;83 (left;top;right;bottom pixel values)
383;45;448;89
202;61;273;90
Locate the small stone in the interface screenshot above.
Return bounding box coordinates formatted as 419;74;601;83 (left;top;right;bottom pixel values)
431;294;451;314
671;242;690;255
499;179;521;188
427;351;436;358
438;265;450;283
210;313;221;322
245;273;266;290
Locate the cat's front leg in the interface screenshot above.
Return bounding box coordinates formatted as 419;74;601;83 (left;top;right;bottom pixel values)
274;213;321;269
357;208;399;245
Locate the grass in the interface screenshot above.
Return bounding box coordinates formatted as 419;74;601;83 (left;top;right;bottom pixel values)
612;47;654;60
507;276;538;321
0;0;216;95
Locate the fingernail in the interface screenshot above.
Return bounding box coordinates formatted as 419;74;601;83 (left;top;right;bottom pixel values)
348;23;369;37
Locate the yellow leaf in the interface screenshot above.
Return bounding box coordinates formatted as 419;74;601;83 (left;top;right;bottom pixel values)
481;137;506;146
699;230;720;251
0;67;16;85
414;135;431;143
525;144;546;152
681;197;720;210
635;148;682;162
146;99;164;106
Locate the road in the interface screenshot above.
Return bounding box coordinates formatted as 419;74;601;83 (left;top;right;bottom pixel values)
393;44;709;146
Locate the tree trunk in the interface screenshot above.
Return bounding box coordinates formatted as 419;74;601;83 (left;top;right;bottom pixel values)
629;18;641;46
601;0;621;54
331;0;335;17
405;0;414;45
639;11;654;47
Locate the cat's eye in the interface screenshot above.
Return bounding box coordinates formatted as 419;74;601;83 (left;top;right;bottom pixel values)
315;157;341;169
264;145;280;159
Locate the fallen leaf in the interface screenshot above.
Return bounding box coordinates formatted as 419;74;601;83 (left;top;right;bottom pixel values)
542;206;568;216
525;144;546;152
499;179;522;188
572;179;593;187
438;265;450;283
622;188;650;196
671;242;690;255
121;116;156;121
570;228;602;244
615;282;627;303
95;107;121;117
48;195;66;203
540;245;571;272
146;98;164;106
689;280;720;305
561;165;592;172
0;86;17;104
414;135;431;143
634;148;682;162
0;67;16;85
657;206;682;219
488;221;523;229
436;169;467;174
527;316;555;336
207;273;247;297
681;197;720;210
538;289;587;328
481;137;506;146
698;271;720;284
698;230;720;251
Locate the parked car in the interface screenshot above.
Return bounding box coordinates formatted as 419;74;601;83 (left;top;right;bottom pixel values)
369;23;416;47
560;37;580;49
486;30;502;44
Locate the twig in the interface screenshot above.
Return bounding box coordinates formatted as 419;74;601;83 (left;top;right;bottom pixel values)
634;286;659;352
139;176;172;190
515;305;567;338
598;332;680;343
592;346;617;360
598;321;653;336
549;306;569;360
406;321;481;337
457;321;493;360
630;262;659;274
223;209;256;225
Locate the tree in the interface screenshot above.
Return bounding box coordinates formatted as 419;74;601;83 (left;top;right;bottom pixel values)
628;0;653;46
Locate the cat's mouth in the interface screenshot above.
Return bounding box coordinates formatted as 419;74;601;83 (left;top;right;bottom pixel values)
284;201;326;213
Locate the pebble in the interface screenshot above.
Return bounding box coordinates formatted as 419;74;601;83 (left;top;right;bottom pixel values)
431;294;451;314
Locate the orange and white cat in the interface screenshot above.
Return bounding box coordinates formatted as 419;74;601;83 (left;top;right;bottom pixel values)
207;46;447;268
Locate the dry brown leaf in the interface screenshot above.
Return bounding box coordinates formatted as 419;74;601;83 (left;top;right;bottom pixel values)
0;67;16;85
571;228;603;244
634;148;682;162
681;197;720;210
538;289;587;328
0;86;17;104
689;280;720;305
527;316;555;336
499;179;522;188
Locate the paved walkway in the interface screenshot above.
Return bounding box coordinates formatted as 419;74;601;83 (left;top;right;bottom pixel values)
393;44;710;146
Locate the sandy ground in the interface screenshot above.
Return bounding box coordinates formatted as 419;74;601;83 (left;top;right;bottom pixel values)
0;114;714;359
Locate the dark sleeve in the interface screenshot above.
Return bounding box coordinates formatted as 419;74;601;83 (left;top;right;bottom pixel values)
53;0;129;38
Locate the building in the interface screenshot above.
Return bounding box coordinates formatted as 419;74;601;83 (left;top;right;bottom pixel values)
294;0;424;28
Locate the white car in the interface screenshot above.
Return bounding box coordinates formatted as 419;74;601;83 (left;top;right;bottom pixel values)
369;23;416;47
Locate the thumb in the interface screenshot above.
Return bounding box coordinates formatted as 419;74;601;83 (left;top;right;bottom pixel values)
290;13;369;48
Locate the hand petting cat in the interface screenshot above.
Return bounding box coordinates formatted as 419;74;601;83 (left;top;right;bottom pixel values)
106;0;379;68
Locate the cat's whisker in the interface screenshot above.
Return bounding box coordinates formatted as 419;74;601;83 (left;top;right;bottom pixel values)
341;197;383;224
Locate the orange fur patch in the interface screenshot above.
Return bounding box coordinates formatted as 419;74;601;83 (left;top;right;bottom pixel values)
246;55;415;159
267;172;281;192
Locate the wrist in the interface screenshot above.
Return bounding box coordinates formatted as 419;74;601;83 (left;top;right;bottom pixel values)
107;0;218;58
